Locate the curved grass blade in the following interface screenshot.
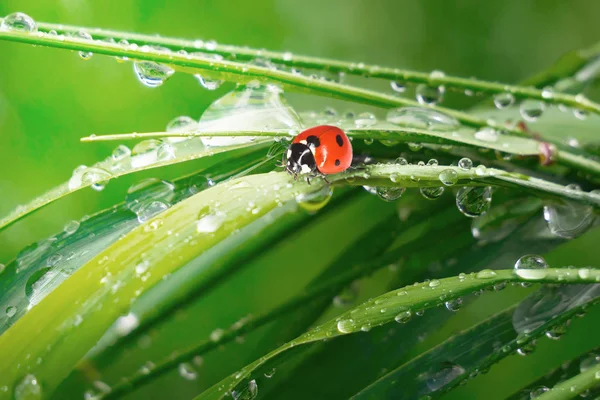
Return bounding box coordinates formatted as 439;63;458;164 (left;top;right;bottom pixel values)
32;21;600;115
0;139;270;232
351;284;600;399
0;172;325;399
507;347;600;400
194;268;600;400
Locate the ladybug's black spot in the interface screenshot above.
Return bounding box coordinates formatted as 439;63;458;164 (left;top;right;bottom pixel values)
336;134;344;147
306;135;320;148
335;159;341;166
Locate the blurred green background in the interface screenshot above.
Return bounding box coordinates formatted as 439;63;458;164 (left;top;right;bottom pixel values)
1;1;600;399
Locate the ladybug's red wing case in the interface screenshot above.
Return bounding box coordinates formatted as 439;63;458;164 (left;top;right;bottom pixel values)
285;125;353;177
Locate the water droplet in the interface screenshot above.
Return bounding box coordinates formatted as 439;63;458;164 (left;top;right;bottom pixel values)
126;179;175;214
111;145;131;161
420;187;444;200
337;319;356;333
296;186;334;212
196;208;225;233
545;323;568;340
1;12;37;33
134;61;174;88
394;310;412;323
390;81;405;93
456;187;492;217
376;186;405;202
232;379;258;400
167;115;197;133
514;255;548;280
543;201;594;239
14;374;42;399
386;107;459;131
475;269;497;279
445;298;463;312
429;279;441;288
178;363;197;380
210;328;224;341
136;201;169;223
188;175;215;195
425;363;465;392
0;264;5;274
573;108;588;120
438;169;458;186
529;386;549;398
81;167;112;191
156;141;176;161
63;220;80;235
72;30;93;60
493;93;515;109
115;313;139;336
6;306;16;317
416;84;444;105
474;127;498;143
355;112;377;127
458;158;472;170
264;368;276;378
520;100;546;122
193;54;224;90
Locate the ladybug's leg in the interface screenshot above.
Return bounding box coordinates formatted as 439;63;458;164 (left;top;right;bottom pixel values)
306;176;311;185
322;175;330;184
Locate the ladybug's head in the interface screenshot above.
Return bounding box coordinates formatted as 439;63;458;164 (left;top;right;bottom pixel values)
284;143;317;177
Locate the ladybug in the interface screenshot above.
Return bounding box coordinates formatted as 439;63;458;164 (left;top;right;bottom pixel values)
284;125;353;181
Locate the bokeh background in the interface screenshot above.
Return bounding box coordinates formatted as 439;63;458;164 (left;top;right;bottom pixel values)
1;1;599;399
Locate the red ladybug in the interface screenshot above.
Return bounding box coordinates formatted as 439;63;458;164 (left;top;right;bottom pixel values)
284;125;353;180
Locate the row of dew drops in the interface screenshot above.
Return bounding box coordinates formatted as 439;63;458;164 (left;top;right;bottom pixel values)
0;12;595;123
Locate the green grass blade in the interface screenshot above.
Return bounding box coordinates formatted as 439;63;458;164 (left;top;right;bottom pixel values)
194;268;600;400
536;361;600;400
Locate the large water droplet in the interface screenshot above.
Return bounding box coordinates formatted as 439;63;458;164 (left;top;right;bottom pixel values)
167;115;198;133
134;61;174;88
493;93;515;109
390;81;405;93
514;255;548;281
6;306;16;318
445;297;463;312
456;187;492;217
111;145;131;161
416;84;444;105
193;54;224;90
136;201;169;223
543;201;594;239
1;12;37;33
458;158;472;170
26;267;70;308
81;167;112;191
355;112;377;128
386;106;459;131
197;82;300;146
520;100;546;122
196;208;225;233
14;374;42;400
438;169;458;186
394;310;412;323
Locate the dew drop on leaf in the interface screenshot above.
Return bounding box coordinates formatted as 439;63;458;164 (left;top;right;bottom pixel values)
196;209;225;233
126;178;175;214
210;328;224;341
375;186;405;202
156;141;176;161
72;30;93;60
296;185;334;212
420;187;444;200
416;84;444;105
386;107;459;131
166;115;198;133
394;310;412;323
390;81;405;93
63;220;80;235
529;386;549;398
264;368;276;378
445;297;463;312
354;112;377;128
580;353;600;372
6;305;17;318
134;61;175;88
475;269;497;279
136;201;169;223
14;374;42;400
456;187;492;217
493;92;514;109
178;363;198;380
543;201;594;239
514;255;548;280
438;169;458;186
520;100;546;122
232;379;258;400
1;12;37;33
474;127;498;143
336;319;356;333
458;158;472;170
424;363;465;392
115;313;139;336
111;144;131;161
